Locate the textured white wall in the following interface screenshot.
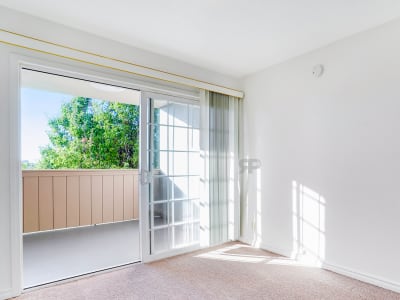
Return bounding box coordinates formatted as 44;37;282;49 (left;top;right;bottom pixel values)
241;18;400;291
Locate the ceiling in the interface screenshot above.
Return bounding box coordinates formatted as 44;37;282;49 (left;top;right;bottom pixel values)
2;1;400;77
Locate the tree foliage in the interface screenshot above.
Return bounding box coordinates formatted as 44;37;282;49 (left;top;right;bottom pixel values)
38;97;139;169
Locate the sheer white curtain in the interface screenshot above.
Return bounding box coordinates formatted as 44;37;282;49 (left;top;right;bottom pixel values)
200;90;240;246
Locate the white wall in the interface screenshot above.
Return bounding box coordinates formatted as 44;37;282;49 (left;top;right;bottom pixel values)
241;18;400;291
0;6;239;299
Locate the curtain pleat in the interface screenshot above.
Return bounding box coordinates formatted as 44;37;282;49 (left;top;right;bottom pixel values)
200;90;240;246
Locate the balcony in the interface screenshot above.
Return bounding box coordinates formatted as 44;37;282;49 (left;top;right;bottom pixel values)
22;169;141;288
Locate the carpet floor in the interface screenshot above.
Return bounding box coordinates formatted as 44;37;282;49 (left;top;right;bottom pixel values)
14;242;400;300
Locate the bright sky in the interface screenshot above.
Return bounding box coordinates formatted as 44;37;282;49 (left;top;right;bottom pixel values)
21;88;72;162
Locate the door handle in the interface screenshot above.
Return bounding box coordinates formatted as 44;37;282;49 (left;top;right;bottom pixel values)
141;169;152;185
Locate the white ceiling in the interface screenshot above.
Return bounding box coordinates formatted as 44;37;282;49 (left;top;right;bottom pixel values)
2;0;400;77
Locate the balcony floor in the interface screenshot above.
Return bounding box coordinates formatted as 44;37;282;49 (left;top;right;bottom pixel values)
23;220;140;288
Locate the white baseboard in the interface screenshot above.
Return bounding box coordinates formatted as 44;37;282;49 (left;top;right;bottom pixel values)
259;242;292;258
239;237;400;295
238;236;252;246
322;262;400;294
238;237;292;258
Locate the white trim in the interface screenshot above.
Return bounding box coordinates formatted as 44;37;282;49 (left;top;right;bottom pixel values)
241;237;400;295
238;237;293;257
259;242;293;258
11;53;200;101
140;92;202;263
139;93;150;263
0;288;16;300
0;29;243;98
23;262;140;292
322;262;400;294
143;244;202;263
8;54;23;299
143;91;199;104
238;236;252;245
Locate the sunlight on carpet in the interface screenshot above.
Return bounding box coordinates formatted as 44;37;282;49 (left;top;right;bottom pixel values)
194;243;317;267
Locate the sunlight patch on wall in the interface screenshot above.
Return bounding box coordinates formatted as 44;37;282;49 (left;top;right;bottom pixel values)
292;181;325;266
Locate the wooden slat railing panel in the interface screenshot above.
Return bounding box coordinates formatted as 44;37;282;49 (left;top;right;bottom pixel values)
102;175;114;223
23;176;39;233
38;177;53;231
113;175;124;222
22;169;140;233
79;176;91;226
123;174;134;220
66;176;80;227
133;175;139;220
53;176;67;229
91;175;103;225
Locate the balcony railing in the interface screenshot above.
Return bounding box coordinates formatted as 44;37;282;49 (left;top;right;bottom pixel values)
23;169;139;233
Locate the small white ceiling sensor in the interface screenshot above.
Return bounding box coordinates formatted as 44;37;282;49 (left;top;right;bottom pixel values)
312;64;324;78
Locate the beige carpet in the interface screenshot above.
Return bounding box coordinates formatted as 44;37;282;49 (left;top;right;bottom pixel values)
15;242;400;300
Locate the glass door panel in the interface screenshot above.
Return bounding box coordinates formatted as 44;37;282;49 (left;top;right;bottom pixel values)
141;93;200;259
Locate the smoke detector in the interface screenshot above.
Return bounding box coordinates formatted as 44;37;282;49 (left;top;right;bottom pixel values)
312;64;324;78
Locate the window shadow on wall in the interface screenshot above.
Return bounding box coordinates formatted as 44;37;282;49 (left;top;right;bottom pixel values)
292;181;325;266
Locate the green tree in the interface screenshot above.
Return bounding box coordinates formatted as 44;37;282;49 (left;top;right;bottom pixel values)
38;97;139;169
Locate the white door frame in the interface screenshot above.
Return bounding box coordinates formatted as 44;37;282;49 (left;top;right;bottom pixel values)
9;54;147;292
8;52;201;295
140;91;202;262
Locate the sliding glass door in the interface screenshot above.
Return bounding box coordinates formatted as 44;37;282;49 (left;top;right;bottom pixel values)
140;92;201;260
20;68;142;287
